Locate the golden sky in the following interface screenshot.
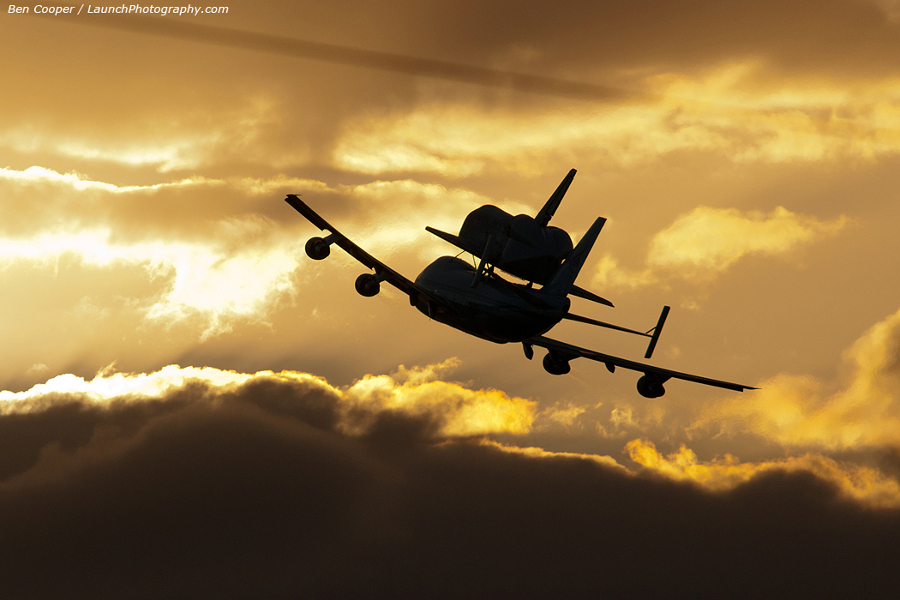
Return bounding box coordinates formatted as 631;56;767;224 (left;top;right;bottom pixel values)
3;1;900;595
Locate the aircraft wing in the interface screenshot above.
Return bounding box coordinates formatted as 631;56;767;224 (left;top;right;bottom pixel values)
285;195;436;302
526;335;757;393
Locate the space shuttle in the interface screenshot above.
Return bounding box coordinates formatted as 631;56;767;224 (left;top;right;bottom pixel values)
425;169;613;306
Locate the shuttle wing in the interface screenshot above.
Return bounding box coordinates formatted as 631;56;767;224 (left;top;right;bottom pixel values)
425;225;614;307
525;335;757;393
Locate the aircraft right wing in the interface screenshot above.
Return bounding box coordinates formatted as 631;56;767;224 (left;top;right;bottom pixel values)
525;334;756;395
285;195;442;308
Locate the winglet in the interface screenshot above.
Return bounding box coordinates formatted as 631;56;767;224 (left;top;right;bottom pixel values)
535;169;576;227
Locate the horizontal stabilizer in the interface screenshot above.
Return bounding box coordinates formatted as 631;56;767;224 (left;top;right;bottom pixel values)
425;226;481;255
644;305;670;359
570;285;614;307
563;312;649;336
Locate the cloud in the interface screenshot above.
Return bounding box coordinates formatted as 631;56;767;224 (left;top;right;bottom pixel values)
0;166;212;193
338;358;537;437
0;165;501;342
0;360;535;437
858;0;900;22
628;439;900;508
482;438;623;469
0;223;302;339
0;359;898;598
339;179;502;259
0;364;254;413
592;254;659;291
692;307;900;449
0;128;212;172
0;165;332;198
0;88;308;173
537;401;587;427
647;206;847;272
331;62;900;177
593;205;847;289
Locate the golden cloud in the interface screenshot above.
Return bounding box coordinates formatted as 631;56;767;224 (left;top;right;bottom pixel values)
0;364;256;413
627;439;900;509
5;361;898;510
0;360;536;438
593;206;847;289
692;307;900;449
0;129;208;172
0;93;305;173
0;222;303;339
481;439;625;471
0;163;504;339
0;165;213;193
344;358;537;436
537;402;588;427
332;62;900;177
0;165;333;197
647;206;847;272
342;179;500;256
287;178;515;267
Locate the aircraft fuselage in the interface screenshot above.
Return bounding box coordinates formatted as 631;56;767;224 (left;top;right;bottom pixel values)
413;256;569;343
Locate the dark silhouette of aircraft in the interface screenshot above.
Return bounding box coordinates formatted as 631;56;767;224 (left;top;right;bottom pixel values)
286;170;755;397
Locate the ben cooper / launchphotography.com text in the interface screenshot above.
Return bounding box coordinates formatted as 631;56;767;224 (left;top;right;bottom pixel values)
8;4;228;15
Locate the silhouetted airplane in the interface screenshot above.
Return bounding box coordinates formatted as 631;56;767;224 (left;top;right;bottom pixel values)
286;169;755;397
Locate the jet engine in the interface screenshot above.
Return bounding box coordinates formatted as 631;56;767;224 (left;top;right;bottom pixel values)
543;351;571;375
355;273;381;297
636;375;666;398
305;237;331;260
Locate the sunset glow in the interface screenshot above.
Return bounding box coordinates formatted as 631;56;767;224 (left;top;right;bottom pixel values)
4;2;900;595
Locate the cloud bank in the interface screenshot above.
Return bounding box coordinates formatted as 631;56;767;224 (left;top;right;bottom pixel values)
1;360;898;598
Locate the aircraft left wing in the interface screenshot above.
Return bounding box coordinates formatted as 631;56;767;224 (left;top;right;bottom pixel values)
525;334;756;396
285;195;436;303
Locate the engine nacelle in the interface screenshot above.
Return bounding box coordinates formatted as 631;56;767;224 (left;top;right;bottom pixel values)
636;375;666;398
305;237;331;260
355;273;381;297
542;351;571;375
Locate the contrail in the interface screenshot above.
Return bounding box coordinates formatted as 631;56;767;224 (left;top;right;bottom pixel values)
41;11;637;102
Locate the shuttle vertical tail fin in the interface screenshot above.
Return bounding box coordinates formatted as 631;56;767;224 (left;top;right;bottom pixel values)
542;216;605;297
535;168;576;226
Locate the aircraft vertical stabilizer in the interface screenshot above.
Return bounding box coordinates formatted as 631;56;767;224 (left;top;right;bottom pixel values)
542;216;605;297
535;168;576;226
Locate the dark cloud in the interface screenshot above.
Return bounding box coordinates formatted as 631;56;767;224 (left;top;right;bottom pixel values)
52;11;631;103
1;375;898;599
29;0;900;131
403;0;900;77
51;0;900;81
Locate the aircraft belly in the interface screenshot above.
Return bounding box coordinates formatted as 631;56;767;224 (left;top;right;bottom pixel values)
417;300;552;343
414;256;559;342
